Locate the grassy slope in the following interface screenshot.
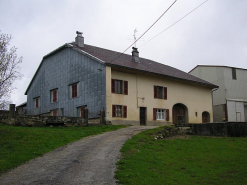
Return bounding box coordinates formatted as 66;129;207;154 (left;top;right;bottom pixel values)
0;124;125;174
115;127;247;185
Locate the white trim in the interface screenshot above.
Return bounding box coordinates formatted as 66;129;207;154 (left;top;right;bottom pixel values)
67;44;106;64
226;98;247;103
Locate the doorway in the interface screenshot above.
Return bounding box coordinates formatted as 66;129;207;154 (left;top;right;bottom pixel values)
236;112;241;122
172;103;188;125
202;111;210;123
140;107;146;125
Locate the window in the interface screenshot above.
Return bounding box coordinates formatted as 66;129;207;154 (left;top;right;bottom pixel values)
69;83;79;98
153;108;169;121
78;106;85;118
51;89;58;103
232;68;237;80
154;86;167;99
34;97;40;108
111;79;128;95
112;105;127;118
51;109;58;116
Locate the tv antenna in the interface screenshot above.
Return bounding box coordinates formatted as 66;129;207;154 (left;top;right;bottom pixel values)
133;29;138;47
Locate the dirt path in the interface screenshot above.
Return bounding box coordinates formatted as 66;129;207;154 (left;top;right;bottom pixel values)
0;126;157;185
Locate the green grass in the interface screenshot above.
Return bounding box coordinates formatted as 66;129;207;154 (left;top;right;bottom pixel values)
115;126;247;185
0;124;126;174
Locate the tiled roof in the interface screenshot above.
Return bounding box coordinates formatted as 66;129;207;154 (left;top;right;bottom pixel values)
71;43;217;88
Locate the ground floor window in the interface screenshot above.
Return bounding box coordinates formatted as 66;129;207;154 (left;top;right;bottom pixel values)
78;106;86;118
153;108;169;121
51;109;58;116
112;105;127;118
156;109;166;120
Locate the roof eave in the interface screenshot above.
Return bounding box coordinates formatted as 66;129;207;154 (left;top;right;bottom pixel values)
106;63;218;89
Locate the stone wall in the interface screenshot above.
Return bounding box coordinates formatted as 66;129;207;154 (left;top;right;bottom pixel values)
0;115;87;127
189;122;247;137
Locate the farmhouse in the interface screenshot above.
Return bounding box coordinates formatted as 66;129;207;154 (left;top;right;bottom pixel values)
24;32;217;125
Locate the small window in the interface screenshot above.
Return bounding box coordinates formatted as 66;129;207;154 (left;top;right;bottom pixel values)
111;79;128;95
51;89;58;103
78;106;86;118
34;97;40;108
154;86;167;100
153;108;169;121
69;83;78;98
51;109;57;116
232;68;237;80
112;105;127;118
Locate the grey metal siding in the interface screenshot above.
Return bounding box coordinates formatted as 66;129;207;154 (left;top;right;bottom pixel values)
26;48;106;118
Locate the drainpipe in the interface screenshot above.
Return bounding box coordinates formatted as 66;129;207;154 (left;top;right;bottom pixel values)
211;87;219;122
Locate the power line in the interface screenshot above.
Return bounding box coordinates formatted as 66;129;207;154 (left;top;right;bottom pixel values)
140;0;209;47
110;0;178;63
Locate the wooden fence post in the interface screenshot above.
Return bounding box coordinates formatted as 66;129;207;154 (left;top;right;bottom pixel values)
100;110;106;125
84;109;88;126
9;104;16;118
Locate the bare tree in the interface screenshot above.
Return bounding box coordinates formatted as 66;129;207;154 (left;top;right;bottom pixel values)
0;32;22;109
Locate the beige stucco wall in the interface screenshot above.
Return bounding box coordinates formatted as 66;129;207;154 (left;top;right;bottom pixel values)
106;66;213;126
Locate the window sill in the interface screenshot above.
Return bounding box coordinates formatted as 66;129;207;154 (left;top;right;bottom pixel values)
112;92;125;95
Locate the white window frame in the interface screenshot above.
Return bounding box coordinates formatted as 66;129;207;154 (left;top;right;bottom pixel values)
69;82;79;99
115;105;123;117
156;109;166;120
50;89;58;103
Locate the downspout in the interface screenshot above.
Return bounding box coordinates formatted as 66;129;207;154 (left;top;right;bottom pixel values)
211;87;219;122
136;74;138;108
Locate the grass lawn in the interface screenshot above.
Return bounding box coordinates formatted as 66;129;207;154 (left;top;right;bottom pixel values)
115;126;247;185
0;124;125;175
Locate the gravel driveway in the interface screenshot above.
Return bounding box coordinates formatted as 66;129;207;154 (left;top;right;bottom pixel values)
0;126;157;185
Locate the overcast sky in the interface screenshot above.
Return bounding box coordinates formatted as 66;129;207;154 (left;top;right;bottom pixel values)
1;0;246;106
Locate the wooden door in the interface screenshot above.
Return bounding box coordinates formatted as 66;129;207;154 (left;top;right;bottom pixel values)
140;107;146;125
173;107;185;124
202;112;208;123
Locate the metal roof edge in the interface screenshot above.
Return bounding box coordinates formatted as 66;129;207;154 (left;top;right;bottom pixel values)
189;65;247;73
67;44;106;64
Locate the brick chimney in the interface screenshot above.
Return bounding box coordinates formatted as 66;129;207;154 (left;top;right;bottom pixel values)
75;31;84;47
132;47;139;62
